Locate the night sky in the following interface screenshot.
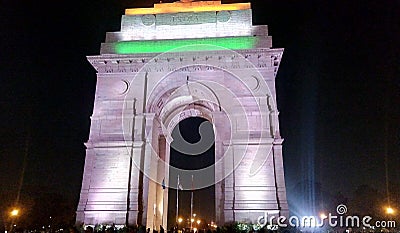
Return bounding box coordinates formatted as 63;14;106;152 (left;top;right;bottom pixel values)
0;0;399;225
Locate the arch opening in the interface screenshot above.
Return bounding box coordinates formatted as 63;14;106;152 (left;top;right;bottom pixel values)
167;117;216;230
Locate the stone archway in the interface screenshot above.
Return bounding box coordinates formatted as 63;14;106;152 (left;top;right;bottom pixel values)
140;70;230;230
129;63;283;230
76;1;288;230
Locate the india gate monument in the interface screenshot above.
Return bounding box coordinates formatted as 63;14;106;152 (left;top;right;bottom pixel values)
76;0;288;230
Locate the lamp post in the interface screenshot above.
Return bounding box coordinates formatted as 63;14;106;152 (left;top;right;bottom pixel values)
178;217;183;230
196;219;201;232
190;218;194;231
190;213;197;231
9;208;19;233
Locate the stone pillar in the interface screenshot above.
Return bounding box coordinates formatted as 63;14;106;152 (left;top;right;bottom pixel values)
128;141;145;225
221;142;235;223
151;135;169;231
212;111;229;225
273;137;289;217
142;113;156;228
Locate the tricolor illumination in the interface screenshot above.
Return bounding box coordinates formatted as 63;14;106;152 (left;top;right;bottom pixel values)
114;36;258;54
125;1;250;15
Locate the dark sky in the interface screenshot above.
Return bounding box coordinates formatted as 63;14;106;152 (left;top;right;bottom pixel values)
0;0;399;220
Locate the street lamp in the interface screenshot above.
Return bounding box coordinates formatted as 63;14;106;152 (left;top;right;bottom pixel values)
10;209;19;217
196;219;201;225
177;217;183;230
8;208;20;233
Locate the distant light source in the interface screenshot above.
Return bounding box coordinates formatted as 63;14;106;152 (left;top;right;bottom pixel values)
178;217;183;223
386;207;395;215
191;218;195;223
196;219;201;224
320;213;327;219
10;209;19;217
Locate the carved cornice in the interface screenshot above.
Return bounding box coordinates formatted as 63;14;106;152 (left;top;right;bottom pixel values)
87;48;283;77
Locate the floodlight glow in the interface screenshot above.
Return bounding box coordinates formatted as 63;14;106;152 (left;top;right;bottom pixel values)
10;209;19;217
386;207;395;215
114;36;259;54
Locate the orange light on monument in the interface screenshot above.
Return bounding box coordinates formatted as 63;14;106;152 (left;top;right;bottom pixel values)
125;1;250;15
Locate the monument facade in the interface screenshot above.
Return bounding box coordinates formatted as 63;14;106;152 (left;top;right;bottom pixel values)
76;1;288;230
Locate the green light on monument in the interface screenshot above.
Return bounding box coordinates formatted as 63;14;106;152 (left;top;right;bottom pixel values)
114;36;258;54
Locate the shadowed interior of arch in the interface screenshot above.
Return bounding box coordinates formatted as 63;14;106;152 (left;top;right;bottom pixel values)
167;117;216;229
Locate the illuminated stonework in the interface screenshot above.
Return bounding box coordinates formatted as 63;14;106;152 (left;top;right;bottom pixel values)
125;1;250;15
113;36;259;54
77;1;288;230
